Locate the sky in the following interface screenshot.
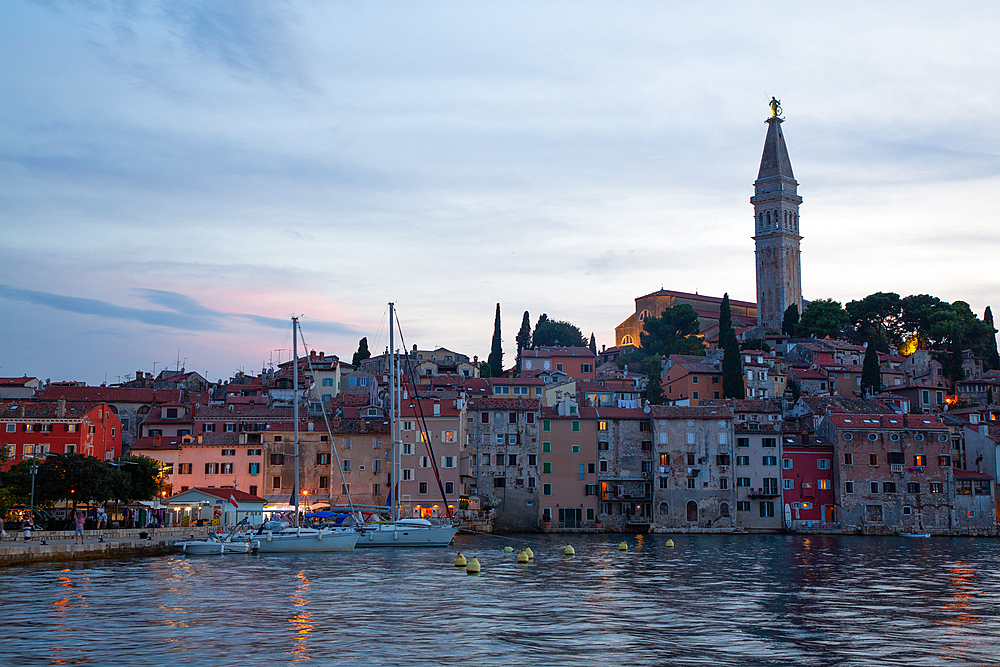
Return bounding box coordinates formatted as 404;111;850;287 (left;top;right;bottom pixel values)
2;1;999;385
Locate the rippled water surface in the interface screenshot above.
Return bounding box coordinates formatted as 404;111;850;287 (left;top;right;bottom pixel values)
2;534;1000;666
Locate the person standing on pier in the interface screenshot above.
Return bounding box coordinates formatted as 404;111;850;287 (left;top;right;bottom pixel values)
73;511;86;545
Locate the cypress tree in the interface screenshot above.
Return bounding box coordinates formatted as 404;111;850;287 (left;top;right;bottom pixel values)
515;311;532;376
985;307;999;371
487;303;503;377
589;333;597;355
860;340;881;397
645;354;664;405
782;304;799;337
719;294;744;398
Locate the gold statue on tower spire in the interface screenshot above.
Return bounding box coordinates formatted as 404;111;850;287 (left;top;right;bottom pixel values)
769;97;782;118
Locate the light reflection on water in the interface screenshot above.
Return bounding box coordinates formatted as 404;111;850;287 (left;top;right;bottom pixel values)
1;534;999;666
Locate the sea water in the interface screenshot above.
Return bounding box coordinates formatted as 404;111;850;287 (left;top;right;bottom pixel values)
1;533;998;666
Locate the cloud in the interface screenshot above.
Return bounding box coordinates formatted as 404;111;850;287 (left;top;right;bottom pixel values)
0;284;356;335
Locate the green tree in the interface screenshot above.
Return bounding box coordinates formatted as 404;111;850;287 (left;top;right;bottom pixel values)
589;333;597;355
901;294;943;348
487;303;503;377
533;314;587;347
860;340;882;397
722;331;745;399
645;354;664;405
719;293;733;335
782;304;799;336
640;304;703;358
846;292;904;350
118;455;162;502
515;311;532;376
798;299;849;339
984;306;999;371
478;361;492;378
942;326;965;383
33;454;117;508
351;337;371;367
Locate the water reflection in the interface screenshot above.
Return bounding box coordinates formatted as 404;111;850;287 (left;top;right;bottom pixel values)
289;570;313;661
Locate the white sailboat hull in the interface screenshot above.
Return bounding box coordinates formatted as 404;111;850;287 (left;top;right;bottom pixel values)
355;522;458;548
253;527;358;553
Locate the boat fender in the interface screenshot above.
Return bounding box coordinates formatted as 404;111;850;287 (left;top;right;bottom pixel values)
317;530;323;540
266;531;272;543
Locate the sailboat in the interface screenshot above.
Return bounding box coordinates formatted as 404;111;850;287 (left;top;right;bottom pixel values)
251;317;359;554
353;303;457;548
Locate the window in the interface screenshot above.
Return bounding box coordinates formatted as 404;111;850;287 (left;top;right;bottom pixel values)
737;477;750;487
249;462;259;476
495;434;504;445
818;479;830;490
179;463;192;475
442;456;456;468
845;481;854;493
763;478;779;495
247;449;262;456
248;485;257;496
736;456;750;466
600;460;608;472
496;454;504;466
4;423;13;432
402;443;412;455
509;412;517;424
542;441;551;453
759;501;775;518
508;454;517;467
974;480;991;496
543;420;551;431
783;479;794;489
543;462;551;474
205;463;219;475
543;483;551;496
319;476;329;489
443;431;455;443
480;412;490;424
571;445;580;454
687;478;696;489
913;455;926;467
907;482;921;493
762;456;777;466
870;481;880;493
272;476;281;489
317;453;330;465
418;482;428;495
737;501;750;512
373;459;381;473
508;434;517;445
528;454;537;466
599;421;608;431
660;453;670;466
402;469;413;481
883;482;896;493
782;458;793;469
225;423;235;433
578;464;585;480
526;412;535;424
445;481;454;494
938;456;951;467
869;454;878;466
343;459;351;472
598;441;609;451
692;391;699;400
762;438;777;448
737;437;749;448
572;421;580;432
221;463;233;475
817;459;830;470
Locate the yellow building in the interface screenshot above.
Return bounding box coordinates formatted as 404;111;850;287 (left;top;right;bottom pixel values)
615;289;757;348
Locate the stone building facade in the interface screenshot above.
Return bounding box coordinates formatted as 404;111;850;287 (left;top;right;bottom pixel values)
594;407;654;530
649;405;735;530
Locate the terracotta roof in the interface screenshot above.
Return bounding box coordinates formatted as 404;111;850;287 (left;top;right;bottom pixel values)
0;377;39;386
700;398;781;413
636;289;756;309
953;469;994;481
0;400;105;420
188;487;266;503
649;405;733;419
522;347;595;359
35;386;165;403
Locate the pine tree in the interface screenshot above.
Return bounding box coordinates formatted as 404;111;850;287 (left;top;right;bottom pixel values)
515;311;532;376
589;333;597;355
487;303;503;377
351;337;371;367
860;340;881;397
985;307;999;371
782;304;799;337
645;354;664;405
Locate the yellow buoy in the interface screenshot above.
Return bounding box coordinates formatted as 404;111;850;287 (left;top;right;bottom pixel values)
563;544;575;556
466;557;481;575
454;552;467;567
619;540;628;551
503;546;514;553
524;547;534;560
517;549;529;564
665;539;675;548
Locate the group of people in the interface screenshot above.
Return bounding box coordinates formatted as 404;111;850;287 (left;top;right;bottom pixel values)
0;511;37;542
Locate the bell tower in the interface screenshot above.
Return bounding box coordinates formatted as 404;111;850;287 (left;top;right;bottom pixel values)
752;99;803;330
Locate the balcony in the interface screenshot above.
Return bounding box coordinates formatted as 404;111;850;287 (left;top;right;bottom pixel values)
890;464;903;473
748;488;781;498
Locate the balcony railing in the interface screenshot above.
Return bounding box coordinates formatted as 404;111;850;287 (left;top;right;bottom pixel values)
748;488;781;498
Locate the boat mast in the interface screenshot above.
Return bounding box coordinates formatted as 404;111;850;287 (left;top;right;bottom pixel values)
293;316;300;529
389;302;397;522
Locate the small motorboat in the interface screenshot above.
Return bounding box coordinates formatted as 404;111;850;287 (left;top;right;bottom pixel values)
174;528;255;555
898;532;931;538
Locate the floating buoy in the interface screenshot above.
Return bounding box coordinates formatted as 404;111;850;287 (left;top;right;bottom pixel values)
665;539;675;548
563;544;575;557
517;549;529;564
454;552;467;567
503;546;514;553
619;540;628;551
466;557;481;575
524;547;534;560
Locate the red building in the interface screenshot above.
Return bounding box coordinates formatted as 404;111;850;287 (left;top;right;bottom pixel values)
780;432;837;529
1;399;122;465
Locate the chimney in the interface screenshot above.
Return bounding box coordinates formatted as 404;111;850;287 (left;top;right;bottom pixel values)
154;434;162;448
198;435;203;444
801;431;809;444
981;425;989;437
57;397;66;418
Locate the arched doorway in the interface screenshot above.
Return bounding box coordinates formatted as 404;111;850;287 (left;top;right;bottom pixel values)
686;500;698;523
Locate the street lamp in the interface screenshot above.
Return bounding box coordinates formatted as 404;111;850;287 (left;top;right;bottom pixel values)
25;454;40;521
